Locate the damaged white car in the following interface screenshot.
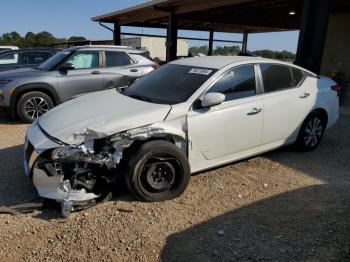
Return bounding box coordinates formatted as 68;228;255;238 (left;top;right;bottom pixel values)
24;56;339;216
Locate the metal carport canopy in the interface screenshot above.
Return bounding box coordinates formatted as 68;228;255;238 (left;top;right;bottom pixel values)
91;0;302;33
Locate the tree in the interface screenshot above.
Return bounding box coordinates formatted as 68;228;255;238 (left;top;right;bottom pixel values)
0;31;87;47
189;45;209;55
0;31;24;47
24;32;36;47
68;36;87;42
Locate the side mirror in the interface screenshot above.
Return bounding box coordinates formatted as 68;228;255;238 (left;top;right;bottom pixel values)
116;86;128;93
201;92;225;108
59;63;75;72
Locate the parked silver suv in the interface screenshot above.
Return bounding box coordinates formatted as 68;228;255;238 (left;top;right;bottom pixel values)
0;45;158;122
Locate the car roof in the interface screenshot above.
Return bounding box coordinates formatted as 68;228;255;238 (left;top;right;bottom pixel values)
71;45;148;54
171;56;277;69
171;56;317;76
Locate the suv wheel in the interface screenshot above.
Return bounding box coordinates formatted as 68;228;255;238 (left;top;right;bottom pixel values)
126;140;191;202
17;91;54;123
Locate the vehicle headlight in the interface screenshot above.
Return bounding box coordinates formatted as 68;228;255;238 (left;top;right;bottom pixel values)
0;80;11;88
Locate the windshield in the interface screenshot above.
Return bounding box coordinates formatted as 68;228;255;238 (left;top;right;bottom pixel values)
124;64;217;105
38;51;70;71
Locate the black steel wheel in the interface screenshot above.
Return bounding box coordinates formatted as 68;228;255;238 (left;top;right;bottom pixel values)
126;140;191;202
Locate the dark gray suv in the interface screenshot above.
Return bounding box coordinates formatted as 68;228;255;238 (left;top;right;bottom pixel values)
0;46;158;122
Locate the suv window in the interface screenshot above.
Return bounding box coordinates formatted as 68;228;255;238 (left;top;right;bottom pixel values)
208;65;256;101
0;51;26;65
105;51;133;67
66;51;99;69
27;52;51;64
260;64;295;93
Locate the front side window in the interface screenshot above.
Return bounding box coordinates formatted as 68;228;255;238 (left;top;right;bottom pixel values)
208;65;256;101
124;64;217;105
260;64;294;93
66;51;99;69
105;51;132;67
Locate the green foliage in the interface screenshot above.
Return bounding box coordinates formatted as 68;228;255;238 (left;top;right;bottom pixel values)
214;46;241;56
189;45;209;55
0;31;86;47
68;36;87;42
189;45;244;56
189;45;296;61
253;49;295;61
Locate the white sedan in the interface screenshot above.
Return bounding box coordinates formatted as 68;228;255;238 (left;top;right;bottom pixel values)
24;56;339;215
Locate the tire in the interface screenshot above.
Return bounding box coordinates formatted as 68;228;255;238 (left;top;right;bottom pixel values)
125;140;191;202
16;91;54;123
295;111;326;151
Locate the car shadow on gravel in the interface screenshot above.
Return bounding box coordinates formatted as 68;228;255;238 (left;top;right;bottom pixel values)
162;114;350;261
0;112;23;125
0;144;37;207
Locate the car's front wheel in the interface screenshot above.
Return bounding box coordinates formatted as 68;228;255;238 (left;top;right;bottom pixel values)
126;140;191;202
295;111;326;151
17;91;54;123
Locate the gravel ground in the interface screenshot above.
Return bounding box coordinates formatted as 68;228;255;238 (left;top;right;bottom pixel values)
0;110;349;262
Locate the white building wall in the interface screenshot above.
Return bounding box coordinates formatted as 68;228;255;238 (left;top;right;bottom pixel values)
121;36;189;60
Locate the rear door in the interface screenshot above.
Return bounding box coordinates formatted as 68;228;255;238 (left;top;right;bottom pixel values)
57;50;103;102
259;63;314;145
100;51;142;89
188;64;264;171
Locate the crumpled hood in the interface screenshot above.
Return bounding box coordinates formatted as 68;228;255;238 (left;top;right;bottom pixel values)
38;89;171;144
0;68;45;79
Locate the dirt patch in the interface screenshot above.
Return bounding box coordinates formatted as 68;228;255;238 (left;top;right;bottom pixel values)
0;111;349;261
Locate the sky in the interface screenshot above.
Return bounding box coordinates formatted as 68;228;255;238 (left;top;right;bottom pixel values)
0;0;299;52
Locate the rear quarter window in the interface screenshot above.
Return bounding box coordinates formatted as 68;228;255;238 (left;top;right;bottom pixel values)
260;64;295;93
105;51;133;67
291;67;305;86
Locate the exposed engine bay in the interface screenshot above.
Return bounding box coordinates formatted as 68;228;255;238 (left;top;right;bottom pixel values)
32;136;134;218
29;120;188;218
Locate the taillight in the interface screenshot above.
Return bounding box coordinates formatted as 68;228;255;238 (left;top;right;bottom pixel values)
151;63;160;70
331;84;341;95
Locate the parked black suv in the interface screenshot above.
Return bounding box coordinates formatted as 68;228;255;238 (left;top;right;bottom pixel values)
0;48;60;72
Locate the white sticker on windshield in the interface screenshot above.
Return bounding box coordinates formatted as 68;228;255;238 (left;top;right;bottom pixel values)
189;68;213;75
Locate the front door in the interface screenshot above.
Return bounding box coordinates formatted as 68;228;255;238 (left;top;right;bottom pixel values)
57;51;103;102
188;64;264;172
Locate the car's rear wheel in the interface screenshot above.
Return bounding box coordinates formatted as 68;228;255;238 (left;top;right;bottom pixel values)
17;91;54;123
295;111;326;151
125;140;191;202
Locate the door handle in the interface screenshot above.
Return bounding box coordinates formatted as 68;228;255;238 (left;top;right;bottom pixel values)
91;71;101;75
130;69;138;73
299;92;310;98
247;108;262;116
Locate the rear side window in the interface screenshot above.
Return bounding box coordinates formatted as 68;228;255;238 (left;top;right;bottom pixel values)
26;52;51;64
260;64;295;93
105;51;133;67
0;51;25;65
209;65;256;101
291;67;305;86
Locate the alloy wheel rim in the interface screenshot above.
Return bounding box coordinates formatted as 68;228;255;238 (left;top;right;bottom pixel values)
304;117;323;147
24;97;50;119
